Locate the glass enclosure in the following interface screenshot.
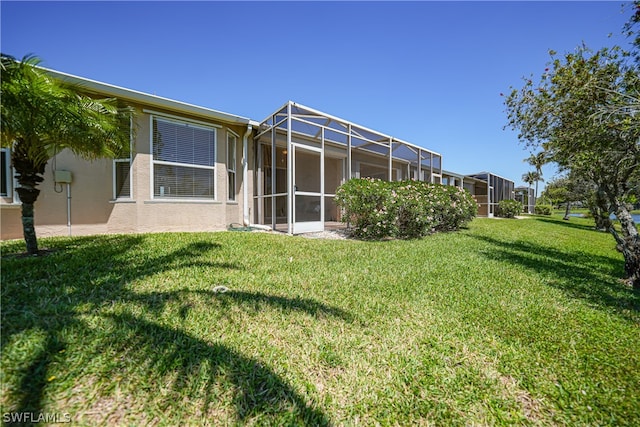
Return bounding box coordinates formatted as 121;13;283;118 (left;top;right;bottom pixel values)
254;102;443;233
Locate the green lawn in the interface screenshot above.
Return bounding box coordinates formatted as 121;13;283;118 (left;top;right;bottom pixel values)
1;216;639;425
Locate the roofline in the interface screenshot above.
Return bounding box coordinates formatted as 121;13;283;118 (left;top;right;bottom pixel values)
442;169;465;178
42;67;259;127
262;100;442;157
465;171;515;183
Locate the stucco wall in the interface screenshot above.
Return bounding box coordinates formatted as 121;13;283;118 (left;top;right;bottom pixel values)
1;105;253;240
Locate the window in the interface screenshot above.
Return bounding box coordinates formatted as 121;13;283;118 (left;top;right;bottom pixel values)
227;132;237;201
114;116;133;199
1;149;11;197
152;117;216;199
114;159;131;198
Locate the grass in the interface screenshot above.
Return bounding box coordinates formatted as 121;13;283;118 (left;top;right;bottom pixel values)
1;215;639;425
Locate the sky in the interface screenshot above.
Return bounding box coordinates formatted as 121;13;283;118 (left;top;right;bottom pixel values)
1;1;634;190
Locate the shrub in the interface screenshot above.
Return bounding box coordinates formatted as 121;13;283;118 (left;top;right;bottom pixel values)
497;199;523;218
334;178;397;239
335;178;478;239
534;204;552;215
438;185;479;231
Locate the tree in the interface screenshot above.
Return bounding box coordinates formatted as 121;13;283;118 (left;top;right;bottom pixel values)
1;54;131;254
504;45;640;288
541;176;570;209
525;151;546;206
521;171;537;212
522;171;536;192
542;172;596;220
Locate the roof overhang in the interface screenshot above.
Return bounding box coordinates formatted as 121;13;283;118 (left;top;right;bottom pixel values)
42;67;260;128
466;171;514;184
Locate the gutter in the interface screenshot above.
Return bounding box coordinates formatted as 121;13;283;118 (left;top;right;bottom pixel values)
42;67;253;126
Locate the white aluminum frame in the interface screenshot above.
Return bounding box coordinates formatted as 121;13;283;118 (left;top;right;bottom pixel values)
113;116;134;200
292;143;324;234
255;101;443;234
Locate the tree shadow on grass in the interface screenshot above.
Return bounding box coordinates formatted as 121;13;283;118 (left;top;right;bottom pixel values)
100;312;330;425
469;234;639;322
218;290;356;322
1;234;342;425
534;216;605;233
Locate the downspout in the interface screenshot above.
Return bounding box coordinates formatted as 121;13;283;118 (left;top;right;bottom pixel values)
242;124;252;226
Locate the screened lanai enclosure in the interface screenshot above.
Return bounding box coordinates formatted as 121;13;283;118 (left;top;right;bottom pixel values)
464;172;515;217
253;102;443;233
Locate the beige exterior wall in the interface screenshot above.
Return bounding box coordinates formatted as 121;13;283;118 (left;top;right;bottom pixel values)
1;104;254;240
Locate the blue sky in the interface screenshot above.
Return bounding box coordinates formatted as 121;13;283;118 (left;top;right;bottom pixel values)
1;1;633;189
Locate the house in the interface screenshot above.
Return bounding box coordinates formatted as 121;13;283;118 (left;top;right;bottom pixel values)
463;172;515;217
515;186;535;213
2;68;259;240
2;68;458;239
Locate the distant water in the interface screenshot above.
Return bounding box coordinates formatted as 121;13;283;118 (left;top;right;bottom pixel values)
568;213;640;222
609;213;640;222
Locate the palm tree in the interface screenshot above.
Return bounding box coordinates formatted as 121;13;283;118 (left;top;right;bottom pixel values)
525;152;546;207
1;54;131;254
521;171;537;212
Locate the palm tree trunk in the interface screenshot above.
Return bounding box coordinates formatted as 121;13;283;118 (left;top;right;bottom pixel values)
12;140;45;255
16;188;40;254
20;200;38;254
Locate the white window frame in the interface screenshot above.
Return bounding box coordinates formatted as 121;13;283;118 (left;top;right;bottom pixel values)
113;158;133;199
150;115;218;201
227;130;238;201
113;117;134;199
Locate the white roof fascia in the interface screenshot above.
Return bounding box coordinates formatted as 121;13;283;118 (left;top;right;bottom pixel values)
42;67;259;127
442;170;465;178
466;171;515;183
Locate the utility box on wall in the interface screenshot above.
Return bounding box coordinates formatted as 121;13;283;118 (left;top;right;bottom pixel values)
54;170;73;183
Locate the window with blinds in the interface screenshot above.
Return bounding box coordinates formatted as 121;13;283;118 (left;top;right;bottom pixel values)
114;159;131;198
152;117;216;199
1;149;10;197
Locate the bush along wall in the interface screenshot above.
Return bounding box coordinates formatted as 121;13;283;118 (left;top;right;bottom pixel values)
335;178;478;239
497;199;523;218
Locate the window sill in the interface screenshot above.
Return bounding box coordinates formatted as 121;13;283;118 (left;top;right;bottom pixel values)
227;201;239;205
0;202;21;209
109;199;136;204
144;199;222;205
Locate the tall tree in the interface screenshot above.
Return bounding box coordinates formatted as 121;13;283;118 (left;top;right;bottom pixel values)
504;45;640;288
1;54;131;254
525;151;546;206
521;171;537;212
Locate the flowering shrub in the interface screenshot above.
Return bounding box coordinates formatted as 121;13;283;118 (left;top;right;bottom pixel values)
335;178;478;239
496;199;523;218
534;204;553;215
